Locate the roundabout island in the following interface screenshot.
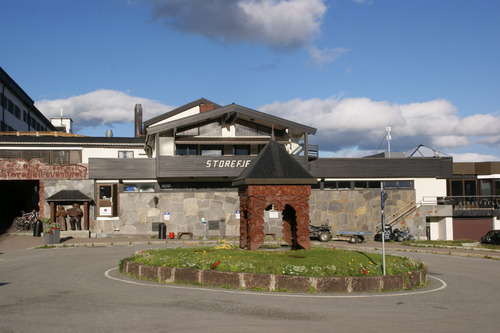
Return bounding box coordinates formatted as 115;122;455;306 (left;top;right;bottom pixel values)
119;244;428;294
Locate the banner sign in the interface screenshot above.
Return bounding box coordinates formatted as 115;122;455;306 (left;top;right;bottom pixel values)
0;158;87;180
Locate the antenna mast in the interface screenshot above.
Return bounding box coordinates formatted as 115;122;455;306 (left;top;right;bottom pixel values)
386;126;391;158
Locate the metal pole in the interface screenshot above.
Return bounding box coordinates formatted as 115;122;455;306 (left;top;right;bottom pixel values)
381;182;386;275
202;218;207;240
386;126;391;158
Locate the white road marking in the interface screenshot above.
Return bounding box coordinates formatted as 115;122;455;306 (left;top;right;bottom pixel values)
104;267;447;298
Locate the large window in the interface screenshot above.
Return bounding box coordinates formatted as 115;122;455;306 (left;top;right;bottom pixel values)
176;121;221;137
0;150;81;164
201;145;223;157
176;145;198;155
322;180;413;190
160;182;233;190
235;120;272;136
233;145;250;155
123;182;156;192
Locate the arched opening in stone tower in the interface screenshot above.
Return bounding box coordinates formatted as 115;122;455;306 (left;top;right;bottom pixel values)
282;204;302;250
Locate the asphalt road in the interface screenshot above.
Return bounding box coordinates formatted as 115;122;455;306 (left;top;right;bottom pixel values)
0;243;499;333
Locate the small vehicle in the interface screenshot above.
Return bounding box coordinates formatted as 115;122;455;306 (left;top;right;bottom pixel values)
392;228;415;242
309;224;332;242
12;210;39;231
480;230;500;245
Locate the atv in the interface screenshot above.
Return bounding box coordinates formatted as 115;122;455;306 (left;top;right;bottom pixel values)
309;223;332;242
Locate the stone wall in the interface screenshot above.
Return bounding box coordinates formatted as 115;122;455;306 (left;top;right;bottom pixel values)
102;191;244;236
90;188;417;238
122;261;428;293
309;189;416;234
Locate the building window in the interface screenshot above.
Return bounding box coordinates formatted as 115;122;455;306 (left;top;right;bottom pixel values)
0;93;6;108
233;145;250;155
201;145;223;157
123;183;156;192
118;151;134;158
323;181;351;190
0;150;81;164
176;145;198;155
235;120;272;136
160;182;233;190
322;180;413;190
199;122;221;136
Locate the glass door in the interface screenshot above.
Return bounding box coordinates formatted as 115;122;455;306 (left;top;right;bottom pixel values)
97;184;118;217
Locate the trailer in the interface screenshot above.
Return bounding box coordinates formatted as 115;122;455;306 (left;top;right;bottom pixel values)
335;230;373;244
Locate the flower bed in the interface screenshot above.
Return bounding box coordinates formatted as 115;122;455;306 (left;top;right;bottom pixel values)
120;260;427;293
119;246;427;293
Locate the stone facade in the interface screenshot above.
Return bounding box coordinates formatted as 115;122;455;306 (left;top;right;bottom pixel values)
86;187;418;238
309;189;416;234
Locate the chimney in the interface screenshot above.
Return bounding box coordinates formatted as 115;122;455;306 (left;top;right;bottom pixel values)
134;104;144;137
199;104;215;113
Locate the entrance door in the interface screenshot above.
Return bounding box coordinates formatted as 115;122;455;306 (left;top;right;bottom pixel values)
97;184;118;217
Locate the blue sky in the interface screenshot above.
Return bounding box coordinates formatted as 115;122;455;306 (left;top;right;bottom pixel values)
1;0;499;161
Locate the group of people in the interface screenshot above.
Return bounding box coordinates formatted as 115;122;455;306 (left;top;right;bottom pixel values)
55;203;83;231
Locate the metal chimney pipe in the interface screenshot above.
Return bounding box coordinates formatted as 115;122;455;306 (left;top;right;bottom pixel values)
134;104;143;137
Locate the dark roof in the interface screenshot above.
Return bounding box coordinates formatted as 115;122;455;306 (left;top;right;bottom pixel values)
146;103;317;135
46;190;92;202
0;135;145;147
143;98;221;127
233;139;316;186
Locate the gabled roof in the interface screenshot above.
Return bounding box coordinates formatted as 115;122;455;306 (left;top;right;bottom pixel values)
46;190;92;202
143;98;221;127
146;102;317;135
232;139;316;186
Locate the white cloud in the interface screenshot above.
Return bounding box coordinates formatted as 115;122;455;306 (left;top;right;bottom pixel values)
431;135;469;148
307;46;350;66
456;114;500;136
144;0;343;64
450;152;500;163
36;89;173;133
35;91;500;161
259;96;500;159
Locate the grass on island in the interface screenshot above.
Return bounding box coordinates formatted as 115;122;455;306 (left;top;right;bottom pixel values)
122;243;425;277
400;239;500;248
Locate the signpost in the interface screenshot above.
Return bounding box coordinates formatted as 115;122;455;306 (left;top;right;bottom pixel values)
381;182;387;275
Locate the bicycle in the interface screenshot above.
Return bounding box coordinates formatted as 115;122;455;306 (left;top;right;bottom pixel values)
12;210;39;231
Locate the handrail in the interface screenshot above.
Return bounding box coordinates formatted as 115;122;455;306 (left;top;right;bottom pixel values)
374;200;418;231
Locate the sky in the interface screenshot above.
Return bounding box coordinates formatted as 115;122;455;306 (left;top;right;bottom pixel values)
1;0;499;162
